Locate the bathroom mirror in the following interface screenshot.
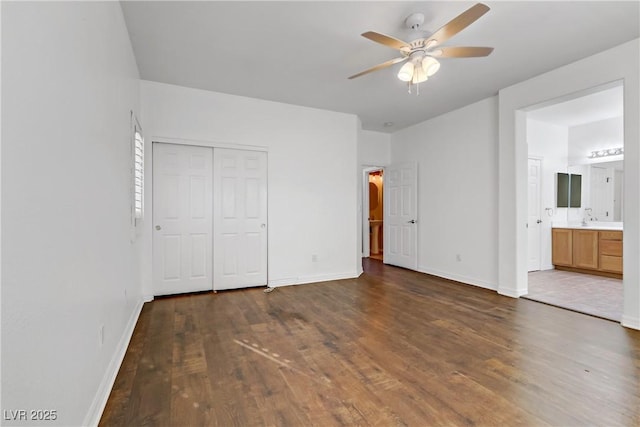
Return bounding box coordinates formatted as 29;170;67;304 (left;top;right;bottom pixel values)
591;161;623;221
369;182;379;210
568;160;623;222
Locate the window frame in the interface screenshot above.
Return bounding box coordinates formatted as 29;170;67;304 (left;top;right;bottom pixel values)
132;112;144;225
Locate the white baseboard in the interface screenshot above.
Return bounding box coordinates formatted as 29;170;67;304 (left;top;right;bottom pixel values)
621;314;640;330
497;287;528;298
417;266;498;292
268;271;358;288
297;271;359;285
268;277;299;287
83;298;145;427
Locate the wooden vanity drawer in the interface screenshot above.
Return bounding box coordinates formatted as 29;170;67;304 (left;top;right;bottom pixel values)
599;231;622;241
600;240;622;256
600;255;623;273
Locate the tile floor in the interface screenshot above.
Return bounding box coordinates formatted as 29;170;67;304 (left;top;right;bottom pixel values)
525;269;622;322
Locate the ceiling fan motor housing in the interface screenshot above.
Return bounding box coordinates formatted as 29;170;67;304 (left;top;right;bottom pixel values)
405;12;425;29
404;12;429;42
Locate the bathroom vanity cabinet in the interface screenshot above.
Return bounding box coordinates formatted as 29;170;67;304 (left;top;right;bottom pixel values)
552;228;622;277
599;231;623;274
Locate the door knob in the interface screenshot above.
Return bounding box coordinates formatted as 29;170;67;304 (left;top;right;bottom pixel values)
155;225;161;230
407;219;416;224
537;219;542;224
261;224;266;228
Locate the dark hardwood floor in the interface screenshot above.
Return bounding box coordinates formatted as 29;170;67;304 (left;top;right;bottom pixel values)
100;259;640;426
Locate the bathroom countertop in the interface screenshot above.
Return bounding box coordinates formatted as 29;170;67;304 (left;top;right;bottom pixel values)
551;221;623;231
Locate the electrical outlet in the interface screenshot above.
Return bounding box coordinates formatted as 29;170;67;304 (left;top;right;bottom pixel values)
456;254;462;262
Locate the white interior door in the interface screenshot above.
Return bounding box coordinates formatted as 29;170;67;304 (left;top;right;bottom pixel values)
152;143;213;295
214;148;268;290
527;158;542;272
384;162;417;270
591;165;612;220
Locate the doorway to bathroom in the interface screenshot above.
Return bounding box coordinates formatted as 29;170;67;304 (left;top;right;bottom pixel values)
524;82;624;321
362;167;384;261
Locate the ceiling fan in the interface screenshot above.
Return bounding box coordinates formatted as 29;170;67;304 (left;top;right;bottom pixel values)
349;3;494;93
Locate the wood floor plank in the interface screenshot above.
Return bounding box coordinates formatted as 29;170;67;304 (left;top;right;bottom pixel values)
169;296;214;426
101;259;640;426
98;303;152;427
115;298;175;426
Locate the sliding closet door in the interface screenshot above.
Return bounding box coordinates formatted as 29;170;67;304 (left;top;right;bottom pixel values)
152;143;213;295
213;148;268;290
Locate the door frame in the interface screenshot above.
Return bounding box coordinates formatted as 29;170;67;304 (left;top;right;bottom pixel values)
527;156;543;272
513;80;632;327
362;166;384;258
146;137;268;299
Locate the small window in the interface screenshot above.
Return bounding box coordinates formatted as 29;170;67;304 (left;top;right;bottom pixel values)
132;114;144;223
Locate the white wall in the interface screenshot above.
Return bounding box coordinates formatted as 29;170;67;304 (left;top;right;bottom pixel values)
391;97;499;290
2;2;143;426
569;116;624;164
499;39;639;329
527;119;569;269
140;81;360;293
359;130;391;166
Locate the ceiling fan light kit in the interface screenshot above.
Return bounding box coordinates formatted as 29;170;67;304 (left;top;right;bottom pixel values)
349;3;494;95
397;61;414;82
412;65;427;85
422;57;441;76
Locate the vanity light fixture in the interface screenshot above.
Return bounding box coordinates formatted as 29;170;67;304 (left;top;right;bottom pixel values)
589;147;623;159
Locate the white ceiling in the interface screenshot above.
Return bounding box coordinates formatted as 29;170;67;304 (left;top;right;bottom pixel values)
527;85;623;128
528;85;624;162
120;1;639;133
